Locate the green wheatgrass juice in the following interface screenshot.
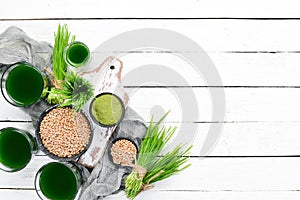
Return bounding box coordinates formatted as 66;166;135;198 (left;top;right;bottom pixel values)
39;162;79;200
5;63;44;106
66;42;89;67
91;93;124;126
0;128;34;171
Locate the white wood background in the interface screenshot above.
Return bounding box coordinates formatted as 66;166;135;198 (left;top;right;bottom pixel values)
1;0;300;199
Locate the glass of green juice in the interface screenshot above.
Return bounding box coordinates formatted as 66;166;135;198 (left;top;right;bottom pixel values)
64;41;90;68
1;62;45;107
0;127;37;172
35;162;82;200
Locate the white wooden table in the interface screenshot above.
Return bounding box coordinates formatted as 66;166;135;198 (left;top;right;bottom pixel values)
1;1;300;199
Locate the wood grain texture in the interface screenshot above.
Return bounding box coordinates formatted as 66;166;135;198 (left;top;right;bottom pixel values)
2;121;300;157
0;156;53;189
1;21;300;87
2;157;300;192
0;0;299;19
1;20;300;51
2;88;300;122
2;190;300;200
107;191;300;200
77;57;128;167
1;16;300;199
0;190;39;200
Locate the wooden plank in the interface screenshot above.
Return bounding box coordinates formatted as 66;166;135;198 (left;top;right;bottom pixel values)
0;122;34;132
125;88;300;122
2;22;300;87
2;121;300;157
1;20;300;51
0;190;39;200
199;122;300;157
0;0;299;19
2;157;300;191
150;157;300;191
0;96;30;120
2;88;300;122
120;53;300;87
0;156;53;189
167;122;300;157
1;190;300;200
108;191;300;200
78;57;129;168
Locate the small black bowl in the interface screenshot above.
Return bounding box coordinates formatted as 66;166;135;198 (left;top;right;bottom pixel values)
107;137;139;167
89;92;125;128
35;105;94;162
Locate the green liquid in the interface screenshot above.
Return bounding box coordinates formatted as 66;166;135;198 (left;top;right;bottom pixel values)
39;163;79;200
91;94;124;126
6;63;44;106
0;128;32;170
66;43;89;67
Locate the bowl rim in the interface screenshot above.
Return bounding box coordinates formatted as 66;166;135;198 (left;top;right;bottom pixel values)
34;161;82;200
0;127;37;172
35;105;94;162
0;62;45;107
64;41;91;68
89;92;125;128
107;136;139;168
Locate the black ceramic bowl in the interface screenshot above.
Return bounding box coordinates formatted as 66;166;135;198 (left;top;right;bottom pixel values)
107;137;139;168
89;92;125;128
35;105;94;162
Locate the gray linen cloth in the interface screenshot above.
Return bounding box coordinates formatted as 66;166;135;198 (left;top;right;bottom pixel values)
0;26;53;126
0;26;52;68
0;26;147;199
79;108;147;200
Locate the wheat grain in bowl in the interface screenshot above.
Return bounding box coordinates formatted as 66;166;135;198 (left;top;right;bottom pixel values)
38;106;92;159
110;138;137;166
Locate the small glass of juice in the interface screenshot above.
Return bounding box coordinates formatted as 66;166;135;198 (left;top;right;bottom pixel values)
35;162;82;200
1;62;45;107
0;127;37;172
64;41;90;68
